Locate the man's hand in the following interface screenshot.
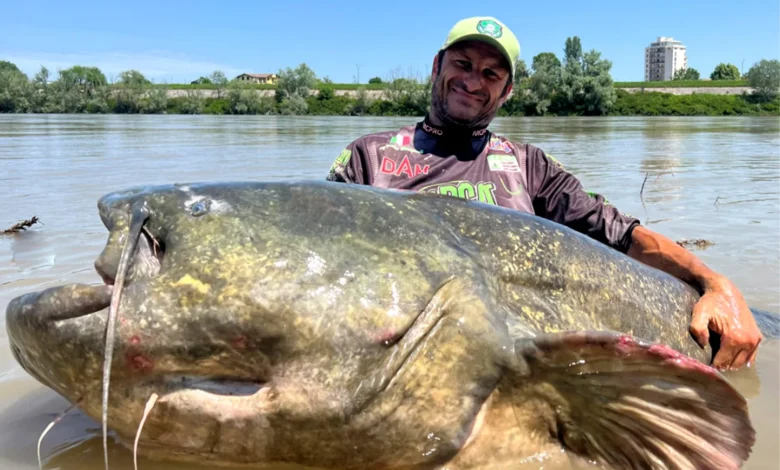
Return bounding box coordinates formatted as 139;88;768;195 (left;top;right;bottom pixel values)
627;225;763;370
690;276;763;370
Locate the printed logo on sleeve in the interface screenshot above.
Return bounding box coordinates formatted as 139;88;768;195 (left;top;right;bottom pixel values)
487;154;521;173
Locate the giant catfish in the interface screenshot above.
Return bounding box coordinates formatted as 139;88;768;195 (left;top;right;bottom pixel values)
6;181;779;470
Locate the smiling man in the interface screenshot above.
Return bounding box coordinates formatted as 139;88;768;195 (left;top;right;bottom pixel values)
325;16;763;370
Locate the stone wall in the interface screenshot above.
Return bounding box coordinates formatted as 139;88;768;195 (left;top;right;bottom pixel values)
164;89;388;99
164;86;755;99
617;87;753;95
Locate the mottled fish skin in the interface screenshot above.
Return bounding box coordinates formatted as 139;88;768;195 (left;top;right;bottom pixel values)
5;180;772;470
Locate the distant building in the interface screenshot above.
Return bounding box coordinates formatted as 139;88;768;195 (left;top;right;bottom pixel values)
234;73;278;84
644;37;687;81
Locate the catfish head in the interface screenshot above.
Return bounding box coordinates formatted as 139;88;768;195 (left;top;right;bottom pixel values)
5;181;516;469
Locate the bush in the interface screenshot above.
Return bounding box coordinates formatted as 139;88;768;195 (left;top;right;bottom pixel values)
228;86;275;114
609;89;779;116
710;63;741;81
179;90;204;114
746;59;780;101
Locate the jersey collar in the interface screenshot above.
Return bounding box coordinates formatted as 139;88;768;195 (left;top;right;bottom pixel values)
418;115;489;140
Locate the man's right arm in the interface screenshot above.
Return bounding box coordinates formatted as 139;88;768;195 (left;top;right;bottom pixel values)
524;145;639;253
326;141;368;184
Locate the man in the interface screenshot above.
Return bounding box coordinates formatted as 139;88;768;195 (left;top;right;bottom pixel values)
325;16;762;370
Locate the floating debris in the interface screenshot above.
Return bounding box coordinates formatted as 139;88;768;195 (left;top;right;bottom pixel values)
2;216;41;234
676;238;714;250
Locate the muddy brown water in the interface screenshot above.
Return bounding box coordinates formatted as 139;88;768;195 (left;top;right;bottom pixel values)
1;115;778;469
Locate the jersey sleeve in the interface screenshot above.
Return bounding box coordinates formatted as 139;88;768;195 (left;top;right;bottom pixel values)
325;139;370;184
525;145;640;253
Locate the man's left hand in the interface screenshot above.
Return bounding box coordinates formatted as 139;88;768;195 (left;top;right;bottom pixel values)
689;276;764;371
627;225;763;371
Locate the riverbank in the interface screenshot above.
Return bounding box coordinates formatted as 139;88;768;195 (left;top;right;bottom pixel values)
156;79;752;92
2;91;777;116
606;90;779;116
160;90;778;117
2;79;777;116
161;86;756;99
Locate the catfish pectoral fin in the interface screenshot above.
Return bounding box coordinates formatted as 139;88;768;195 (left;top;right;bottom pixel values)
513;330;754;470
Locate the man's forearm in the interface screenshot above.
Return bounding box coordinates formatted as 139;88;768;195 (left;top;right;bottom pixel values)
626;225;722;291
625;224;763;370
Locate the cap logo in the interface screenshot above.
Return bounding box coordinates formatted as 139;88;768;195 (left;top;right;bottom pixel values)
476;19;502;38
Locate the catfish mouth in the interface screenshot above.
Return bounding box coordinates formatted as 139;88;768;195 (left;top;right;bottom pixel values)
165;376;268;397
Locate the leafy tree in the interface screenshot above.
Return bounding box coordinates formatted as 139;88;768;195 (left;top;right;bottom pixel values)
279;92;309;115
118;70;151;87
710;63;740;81
142;88;168;114
520;53;563;115
317;80;335;101
746;59;780;101
209;70;228;98
53;65;108;108
315;76;335;100
227;81;275;114
368;77;383;84
0;60;22;75
33;66;49;86
558;37;616;115
673;67;700;80
0;67;30;112
275;63;317;103
62;66;107;89
532;53;561;73
513;59;530;86
563;37;583;74
113;71;151;113
29;66;51;111
180;90;205;114
209;70;227;85
349;87;372;115
381;70;430;115
191;76;212;84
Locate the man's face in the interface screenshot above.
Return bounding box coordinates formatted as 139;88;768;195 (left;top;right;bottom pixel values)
430;40;512;127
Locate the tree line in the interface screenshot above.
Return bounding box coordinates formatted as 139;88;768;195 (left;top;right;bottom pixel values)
1;36;778;116
504;37;778;115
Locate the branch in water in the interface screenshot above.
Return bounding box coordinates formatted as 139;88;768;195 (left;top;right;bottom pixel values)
3;216;41;234
676;238;715;250
639;173;649;201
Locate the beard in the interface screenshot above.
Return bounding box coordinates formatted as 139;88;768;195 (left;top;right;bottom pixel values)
429;76;498;132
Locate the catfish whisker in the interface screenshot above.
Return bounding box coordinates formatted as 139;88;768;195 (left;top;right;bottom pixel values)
102;202;150;470
37;401;80;470
134;393;159;470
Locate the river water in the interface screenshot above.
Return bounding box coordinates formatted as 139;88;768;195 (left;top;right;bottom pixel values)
0;114;778;469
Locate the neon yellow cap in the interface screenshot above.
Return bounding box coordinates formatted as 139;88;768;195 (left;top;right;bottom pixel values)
440;17;520;78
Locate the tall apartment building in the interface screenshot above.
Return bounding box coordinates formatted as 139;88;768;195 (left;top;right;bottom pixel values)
644;37;687;81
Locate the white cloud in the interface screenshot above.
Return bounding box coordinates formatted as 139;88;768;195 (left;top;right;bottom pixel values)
2;51;246;83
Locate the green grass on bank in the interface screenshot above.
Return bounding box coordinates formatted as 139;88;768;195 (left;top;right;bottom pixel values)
146;80;751;91
613;80;749;88
155;91;779;117
148;83;390;91
609;89;778;116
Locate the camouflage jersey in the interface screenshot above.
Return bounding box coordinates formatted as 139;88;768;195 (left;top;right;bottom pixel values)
326;117;640;253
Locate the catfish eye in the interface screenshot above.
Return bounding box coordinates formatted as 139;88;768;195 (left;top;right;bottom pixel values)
191;200;210;217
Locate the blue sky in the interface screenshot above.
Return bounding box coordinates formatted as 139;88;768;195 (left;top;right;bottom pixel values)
2;0;778;84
